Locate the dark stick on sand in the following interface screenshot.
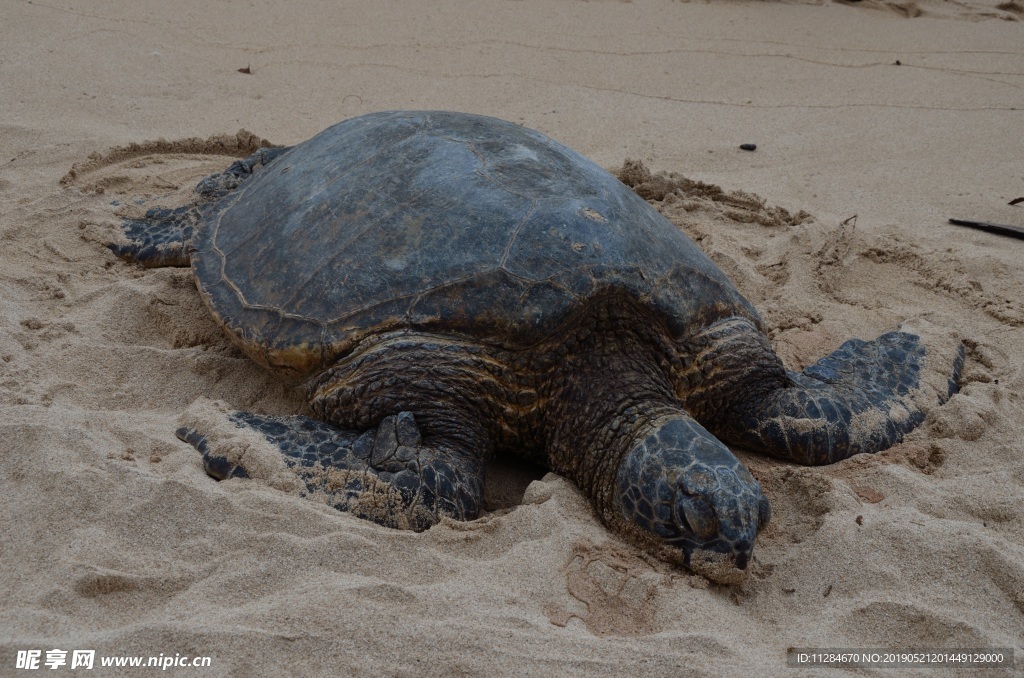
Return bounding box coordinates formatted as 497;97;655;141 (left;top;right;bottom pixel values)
949;218;1024;240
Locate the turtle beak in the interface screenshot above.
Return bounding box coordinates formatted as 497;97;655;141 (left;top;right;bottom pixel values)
732;539;753;570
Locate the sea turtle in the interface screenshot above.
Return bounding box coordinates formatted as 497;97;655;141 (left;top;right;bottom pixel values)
110;111;963;580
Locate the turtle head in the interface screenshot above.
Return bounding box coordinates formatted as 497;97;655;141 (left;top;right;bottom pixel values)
615;416;770;583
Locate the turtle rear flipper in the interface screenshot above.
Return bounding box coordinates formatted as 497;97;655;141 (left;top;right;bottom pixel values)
709;325;964;465
110;205;198;267
178;404;483;531
195;146;292;199
110;146;292;267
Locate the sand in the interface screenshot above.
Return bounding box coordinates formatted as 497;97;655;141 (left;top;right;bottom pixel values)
2;0;1023;675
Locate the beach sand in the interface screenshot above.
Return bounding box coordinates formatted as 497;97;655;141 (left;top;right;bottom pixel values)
2;0;1023;674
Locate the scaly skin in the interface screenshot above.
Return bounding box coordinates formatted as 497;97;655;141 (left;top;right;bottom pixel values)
169;303;959;575
684;317;965;465
615;415;770;570
109;147;289;268
111;205;197;268
111;143;963;579
540;299;769;570
291;298;773;571
178;410;483;530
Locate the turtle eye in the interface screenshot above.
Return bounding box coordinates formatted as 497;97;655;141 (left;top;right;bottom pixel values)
757;494;771;533
674;492;718;540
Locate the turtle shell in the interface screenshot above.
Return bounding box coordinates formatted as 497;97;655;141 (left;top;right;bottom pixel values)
190;111;759;376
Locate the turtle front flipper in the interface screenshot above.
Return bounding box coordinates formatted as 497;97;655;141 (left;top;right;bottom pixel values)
177;404;483;530
695;318;965;465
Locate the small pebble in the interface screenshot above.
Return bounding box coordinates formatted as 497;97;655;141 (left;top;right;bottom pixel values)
739;143;757;151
